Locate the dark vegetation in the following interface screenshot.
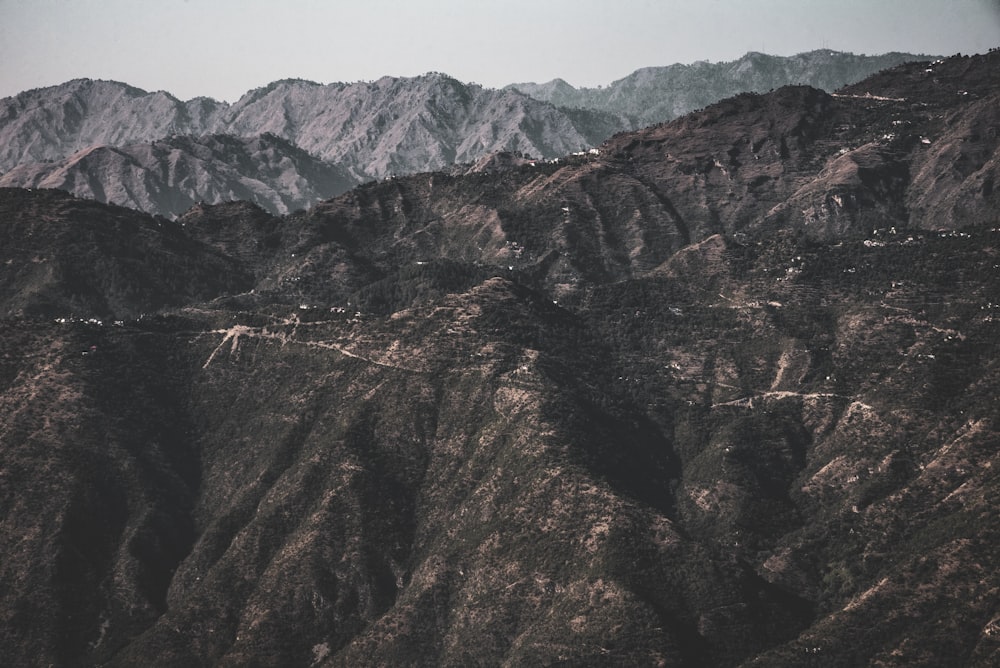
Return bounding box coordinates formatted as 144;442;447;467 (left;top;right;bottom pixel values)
1;51;999;666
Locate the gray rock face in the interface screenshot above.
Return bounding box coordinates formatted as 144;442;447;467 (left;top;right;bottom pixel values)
508;50;935;125
0;133;355;218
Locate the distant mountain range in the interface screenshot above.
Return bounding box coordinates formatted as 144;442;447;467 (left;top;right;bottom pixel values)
0;74;621;202
0;51;932;218
507;50;933;125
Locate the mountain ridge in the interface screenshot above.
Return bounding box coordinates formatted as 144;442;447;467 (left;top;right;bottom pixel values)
0;50;937;220
508;49;937;125
0;73;621;179
0;133;356;218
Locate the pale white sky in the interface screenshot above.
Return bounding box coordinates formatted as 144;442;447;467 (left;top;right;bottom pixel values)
2;0;998;102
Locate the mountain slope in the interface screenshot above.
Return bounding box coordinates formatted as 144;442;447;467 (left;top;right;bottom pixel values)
0;51;934;220
0;187;250;318
1;51;999;667
0;133;357;218
0;78;223;170
3;213;997;666
264;52;998;312
509;50;934;126
211;74;625;180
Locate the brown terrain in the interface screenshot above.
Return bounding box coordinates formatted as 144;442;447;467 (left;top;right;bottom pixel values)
0;51;999;666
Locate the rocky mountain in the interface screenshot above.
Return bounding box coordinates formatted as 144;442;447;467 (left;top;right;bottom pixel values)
0;79;218;171
0;51;936;220
1;50;999;667
0;133;356;218
508;50;935;126
213;75;625;180
0;74;623;180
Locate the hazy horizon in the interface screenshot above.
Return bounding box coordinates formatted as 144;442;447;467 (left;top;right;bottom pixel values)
2;0;999;102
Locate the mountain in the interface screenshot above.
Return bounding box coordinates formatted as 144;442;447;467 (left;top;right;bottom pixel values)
271;55;997;311
1;50;999;667
0;51;936;220
213;74;626;181
0;75;624;180
508;50;935;126
0;133;356;218
0;78;224;171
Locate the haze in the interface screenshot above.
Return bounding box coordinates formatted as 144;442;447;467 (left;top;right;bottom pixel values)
2;0;999;102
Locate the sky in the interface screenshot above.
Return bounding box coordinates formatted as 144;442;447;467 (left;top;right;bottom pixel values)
2;0;999;102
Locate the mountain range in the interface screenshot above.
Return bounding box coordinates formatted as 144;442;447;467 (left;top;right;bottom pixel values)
0;51;929;218
0;74;623;215
507;50;933;125
1;50;999;666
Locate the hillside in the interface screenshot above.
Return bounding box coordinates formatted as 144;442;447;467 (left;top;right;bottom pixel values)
1;51;999;666
0;133;356;218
